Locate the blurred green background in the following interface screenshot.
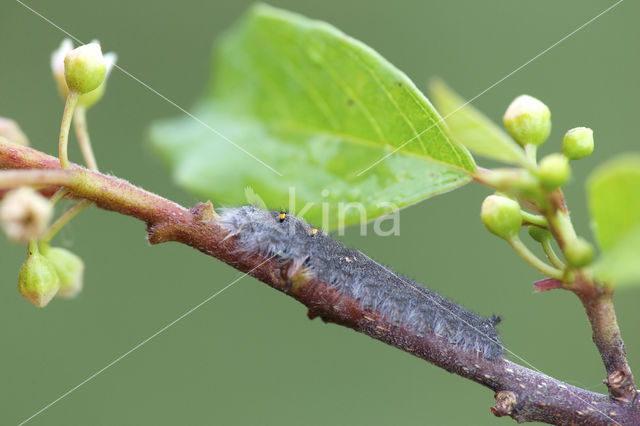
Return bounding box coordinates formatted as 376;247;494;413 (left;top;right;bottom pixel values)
1;1;638;424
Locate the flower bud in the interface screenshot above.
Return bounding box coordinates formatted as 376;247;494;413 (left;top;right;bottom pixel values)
0;117;29;146
64;43;106;94
52;40;117;106
0;187;53;243
52;40;116;106
78;48;117;108
564;237;594;268
51;39;74;99
18;246;60;307
528;226;551;243
42;246;84;298
562;127;594;160
481;195;522;240
503;95;551;146
538;153;571;189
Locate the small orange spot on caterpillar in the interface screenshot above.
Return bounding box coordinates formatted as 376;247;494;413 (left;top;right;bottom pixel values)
376;325;388;332
278;212;287;222
363;315;375;322
311;228;318;235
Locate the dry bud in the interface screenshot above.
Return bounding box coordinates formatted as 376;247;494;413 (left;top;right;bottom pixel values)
0;187;53;243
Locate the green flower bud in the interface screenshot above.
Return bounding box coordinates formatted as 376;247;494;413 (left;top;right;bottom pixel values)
564;237;594;268
77;48;116;108
562;127;594;160
503;95;552;146
0;117;29;146
52;39;116;107
528;226;551;243
77;83;106;109
1;187;53;243
42;246;84;298
18;245;60;307
538;153;571;189
64;43;106;94
481;195;522;240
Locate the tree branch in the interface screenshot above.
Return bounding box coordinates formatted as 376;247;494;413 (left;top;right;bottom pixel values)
1;139;639;425
572;274;637;404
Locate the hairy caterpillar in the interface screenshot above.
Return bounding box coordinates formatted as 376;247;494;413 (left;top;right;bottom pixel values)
220;206;503;360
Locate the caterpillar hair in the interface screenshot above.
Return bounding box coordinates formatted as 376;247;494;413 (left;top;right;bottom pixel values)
220;205;503;360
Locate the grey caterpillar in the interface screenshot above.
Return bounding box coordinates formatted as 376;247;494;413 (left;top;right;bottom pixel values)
220;205;503;360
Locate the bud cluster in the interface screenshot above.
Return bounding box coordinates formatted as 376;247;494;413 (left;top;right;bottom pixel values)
17;244;85;308
501;95;594;193
498;95;596;194
479;94;598;279
1;187;85;307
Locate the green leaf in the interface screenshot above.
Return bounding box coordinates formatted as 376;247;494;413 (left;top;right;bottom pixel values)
593;227;640;288
588;155;640;251
150;4;475;229
587;154;640;288
429;79;528;166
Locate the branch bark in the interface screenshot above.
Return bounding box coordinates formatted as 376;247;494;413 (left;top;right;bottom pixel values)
1;139;639;425
572;275;637;404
